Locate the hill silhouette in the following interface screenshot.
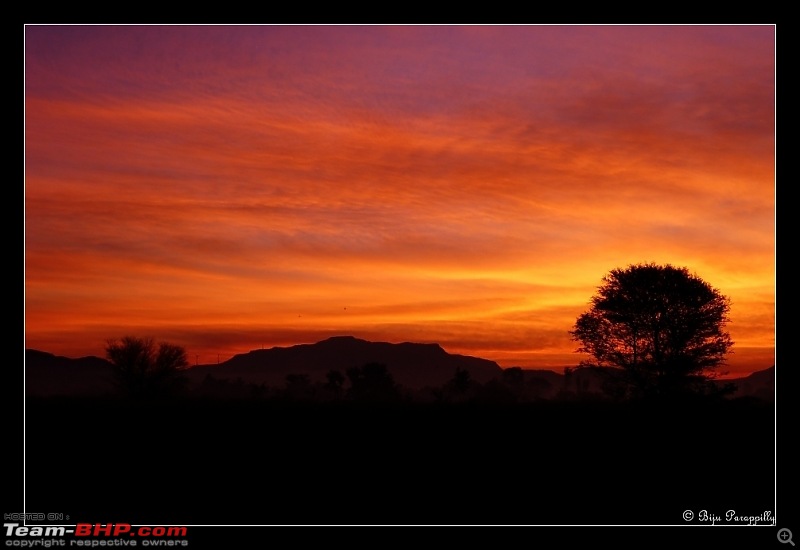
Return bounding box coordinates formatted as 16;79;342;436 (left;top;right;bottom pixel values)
25;349;115;396
24;339;776;525
186;335;503;389
724;364;774;401
24;336;775;400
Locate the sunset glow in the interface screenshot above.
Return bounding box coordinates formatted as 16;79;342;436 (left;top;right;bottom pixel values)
24;24;775;376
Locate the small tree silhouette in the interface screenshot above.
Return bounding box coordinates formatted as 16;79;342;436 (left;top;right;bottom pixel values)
449;367;472;393
435;367;474;403
284;373;314;401
105;336;189;399
345;362;400;403
502;367;524;388
527;376;553;400
323;369;346;399
471;378;517;405
570;263;734;399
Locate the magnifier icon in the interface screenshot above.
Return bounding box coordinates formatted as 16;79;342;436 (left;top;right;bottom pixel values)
778;528;795;546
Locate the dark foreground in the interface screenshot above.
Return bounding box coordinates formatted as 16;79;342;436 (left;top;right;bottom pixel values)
25;396;774;526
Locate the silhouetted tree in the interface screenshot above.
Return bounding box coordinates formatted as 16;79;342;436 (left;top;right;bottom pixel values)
434;367;474;403
503;367;524;388
450;367;472;393
283;373;315;401
322;369;346;400
105;336;189;399
570;263;734;398
527;376;553;400
471;379;517;405
346;362;400;402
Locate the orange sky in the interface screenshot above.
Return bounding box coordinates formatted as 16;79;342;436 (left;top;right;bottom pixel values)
24;25;775;376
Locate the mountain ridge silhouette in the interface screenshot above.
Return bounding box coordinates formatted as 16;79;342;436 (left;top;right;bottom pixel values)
24;336;775;399
188;335;503;388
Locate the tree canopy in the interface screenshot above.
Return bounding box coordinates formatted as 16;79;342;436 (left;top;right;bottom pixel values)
105;336;189;399
570;263;734;398
345;362;401;402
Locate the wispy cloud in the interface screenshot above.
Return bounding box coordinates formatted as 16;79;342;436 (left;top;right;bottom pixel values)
24;25;775;374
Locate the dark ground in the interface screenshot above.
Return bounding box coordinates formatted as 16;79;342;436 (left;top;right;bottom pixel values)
24;396;774;527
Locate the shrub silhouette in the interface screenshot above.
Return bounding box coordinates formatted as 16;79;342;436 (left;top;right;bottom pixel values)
284;373;315;401
345;362;400;403
323;369;346;400
105;336;189;399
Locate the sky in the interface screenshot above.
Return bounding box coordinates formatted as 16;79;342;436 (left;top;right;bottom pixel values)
24;24;775;376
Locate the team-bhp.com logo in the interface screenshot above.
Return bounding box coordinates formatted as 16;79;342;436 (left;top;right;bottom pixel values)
5;523;188;546
73;525;187;538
